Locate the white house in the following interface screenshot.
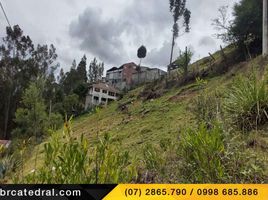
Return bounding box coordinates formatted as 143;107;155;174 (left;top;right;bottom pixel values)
85;82;120;110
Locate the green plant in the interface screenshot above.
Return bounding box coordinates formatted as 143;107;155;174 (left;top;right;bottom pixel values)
222;135;265;183
224;73;268;131
192;90;222;128
19;118;136;184
142;144;164;171
159;138;172;152
0;155;17;179
179;123;225;183
47;112;63;130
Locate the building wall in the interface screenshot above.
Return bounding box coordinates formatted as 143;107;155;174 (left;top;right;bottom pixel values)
122;64;137;85
132;69;166;85
85;87;118;110
106;65;166;91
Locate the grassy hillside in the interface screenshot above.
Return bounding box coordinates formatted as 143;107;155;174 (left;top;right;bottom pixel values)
7;46;268;183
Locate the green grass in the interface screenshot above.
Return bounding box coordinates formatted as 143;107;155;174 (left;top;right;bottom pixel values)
11;51;268;183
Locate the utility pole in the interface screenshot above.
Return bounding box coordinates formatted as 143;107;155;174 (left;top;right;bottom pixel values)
263;0;268;56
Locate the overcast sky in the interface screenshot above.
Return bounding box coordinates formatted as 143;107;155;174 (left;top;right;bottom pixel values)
0;0;240;73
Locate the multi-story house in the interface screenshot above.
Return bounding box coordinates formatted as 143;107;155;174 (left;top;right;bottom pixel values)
85;82;120;110
106;62;166;90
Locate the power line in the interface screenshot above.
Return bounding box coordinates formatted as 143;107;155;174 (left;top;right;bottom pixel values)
0;1;11;27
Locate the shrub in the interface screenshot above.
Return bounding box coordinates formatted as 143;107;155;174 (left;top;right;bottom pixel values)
137;144;166;183
178;123;266;183
222;135;266;183
142;144;164;171
192;90;223;128
47;112;63;130
179;123;225;183
224;74;268;131
18;119;136;184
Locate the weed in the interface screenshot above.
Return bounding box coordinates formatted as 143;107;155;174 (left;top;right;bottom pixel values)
224;73;268;131
16;118;136;184
179;123;225;183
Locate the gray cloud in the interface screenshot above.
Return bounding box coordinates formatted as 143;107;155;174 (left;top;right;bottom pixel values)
0;0;241;71
69;0;172;66
69;7;127;64
145;41;180;67
198;36;217;48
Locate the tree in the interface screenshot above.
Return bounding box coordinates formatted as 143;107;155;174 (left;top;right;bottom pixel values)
212;6;233;43
0;25;59;139
0;25;35;139
213;0;262;57
77;55;87;83
32;44;58;77
175;46;193;76
88;58;104;83
63;94;80;118
169;0;191;70
71;59;76;69
137;45;147;67
13;79;47;138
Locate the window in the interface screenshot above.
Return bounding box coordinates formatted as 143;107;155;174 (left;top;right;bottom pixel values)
94;88;100;92
108;99;114;103
101;98;106;102
102;90;107;94
93;96;99;101
108;92;115;96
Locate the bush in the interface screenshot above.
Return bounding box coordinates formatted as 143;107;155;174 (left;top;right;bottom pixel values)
222;135;265;183
192;89;223;128
18;119;136;184
178;123;266;183
224;74;268;131
47;112;63;130
179;123;225;183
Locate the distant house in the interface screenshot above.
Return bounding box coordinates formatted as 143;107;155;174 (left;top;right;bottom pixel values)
85;82;120;110
106;62;166;90
106;62;137;90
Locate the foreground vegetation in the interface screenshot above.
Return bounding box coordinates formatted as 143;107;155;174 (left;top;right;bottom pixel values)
1;0;267;183
1;50;268;183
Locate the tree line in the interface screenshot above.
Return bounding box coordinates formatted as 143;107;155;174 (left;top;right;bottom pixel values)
0;25;104;139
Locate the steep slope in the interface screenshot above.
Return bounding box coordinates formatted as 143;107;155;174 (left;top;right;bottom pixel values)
20;47;268;182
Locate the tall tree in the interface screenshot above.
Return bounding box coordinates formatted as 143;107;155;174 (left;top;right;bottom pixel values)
213;0;262;57
169;0;191;71
71;59;76;69
0;25;35;139
13;78;47;138
88;58;104;83
0;25;58;139
77;55;88;83
175;46;193;76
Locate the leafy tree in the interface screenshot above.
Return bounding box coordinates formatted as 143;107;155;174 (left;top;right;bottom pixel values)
71;59;76;70
0;25;58;139
32;44;58;77
77;55;87;83
13;79;47;138
62;68;77;95
169;0;191;68
175;46;193;76
213;0;262;57
88;58;104;83
137;45;147;67
63;94;80;118
0;25;36;139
